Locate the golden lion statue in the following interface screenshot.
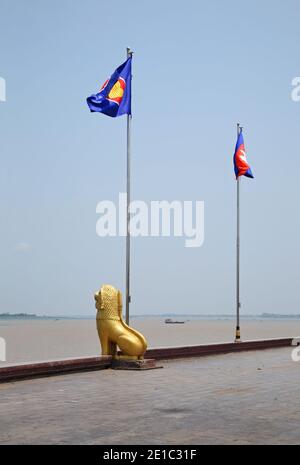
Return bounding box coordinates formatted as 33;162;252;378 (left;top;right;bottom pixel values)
94;284;147;359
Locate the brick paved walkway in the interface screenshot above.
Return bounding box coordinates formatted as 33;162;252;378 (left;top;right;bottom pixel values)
0;348;299;444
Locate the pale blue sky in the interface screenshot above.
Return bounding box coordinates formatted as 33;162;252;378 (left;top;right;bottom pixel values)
0;0;299;316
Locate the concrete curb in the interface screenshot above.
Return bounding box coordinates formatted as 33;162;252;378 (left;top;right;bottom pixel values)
0;338;293;383
0;356;112;383
146;337;293;360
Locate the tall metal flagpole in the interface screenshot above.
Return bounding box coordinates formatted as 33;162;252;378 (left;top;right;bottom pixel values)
235;123;242;342
126;47;133;325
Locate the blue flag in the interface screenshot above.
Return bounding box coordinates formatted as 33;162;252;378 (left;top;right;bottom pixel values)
87;58;132;117
233;131;254;179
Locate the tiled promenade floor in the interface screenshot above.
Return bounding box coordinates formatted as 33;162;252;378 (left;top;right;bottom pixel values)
0;348;299;445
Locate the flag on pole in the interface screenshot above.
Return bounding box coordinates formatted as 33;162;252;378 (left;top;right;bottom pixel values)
87;57;132;117
233;131;254;179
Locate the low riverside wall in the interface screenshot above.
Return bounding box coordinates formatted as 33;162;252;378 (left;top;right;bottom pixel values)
0;338;293;383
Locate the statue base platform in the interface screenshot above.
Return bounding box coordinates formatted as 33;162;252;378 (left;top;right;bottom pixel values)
111;358;161;371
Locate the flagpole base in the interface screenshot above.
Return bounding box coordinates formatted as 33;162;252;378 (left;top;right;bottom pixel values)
235;326;242;343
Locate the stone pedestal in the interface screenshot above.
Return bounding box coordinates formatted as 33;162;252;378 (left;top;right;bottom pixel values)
111;358;161;371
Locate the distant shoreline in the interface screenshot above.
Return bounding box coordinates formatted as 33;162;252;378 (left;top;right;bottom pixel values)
1;312;300;321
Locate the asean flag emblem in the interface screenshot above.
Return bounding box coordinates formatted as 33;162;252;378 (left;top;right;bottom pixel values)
87;56;131;117
101;78;126;106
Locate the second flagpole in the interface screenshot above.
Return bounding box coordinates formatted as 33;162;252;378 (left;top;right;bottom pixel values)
126;47;133;325
235;122;241;342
